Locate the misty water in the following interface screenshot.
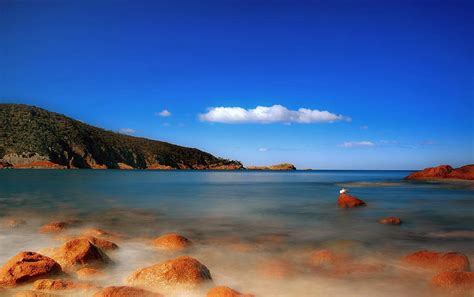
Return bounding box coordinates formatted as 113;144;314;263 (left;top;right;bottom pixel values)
0;170;473;296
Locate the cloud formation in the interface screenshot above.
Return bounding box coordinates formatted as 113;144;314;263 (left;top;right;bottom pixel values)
199;105;350;124
118;128;136;135
258;148;268;152
339;141;374;148
156;109;171;117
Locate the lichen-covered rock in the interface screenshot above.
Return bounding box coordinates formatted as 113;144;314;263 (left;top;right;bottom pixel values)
32;279;96;291
0;252;61;287
127;256;212;291
379;217;402;225
401;250;470;272
153;234;192;250
93;286;164;297
52;238;111;270
207;286;254;297
337;193;366;208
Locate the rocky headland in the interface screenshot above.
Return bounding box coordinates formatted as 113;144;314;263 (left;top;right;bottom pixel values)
405;164;474;180
246;163;296;170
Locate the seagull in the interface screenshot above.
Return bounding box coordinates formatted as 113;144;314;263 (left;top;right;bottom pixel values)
339;188;347;194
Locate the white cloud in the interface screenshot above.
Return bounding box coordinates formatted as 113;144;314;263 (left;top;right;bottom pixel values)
118;128;136;135
156;109;171;117
258;148;268;152
199;105;350;124
162;122;171;127
339;141;374;148
360;125;369;130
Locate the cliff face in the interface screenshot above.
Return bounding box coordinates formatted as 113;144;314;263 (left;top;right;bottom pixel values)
405;165;474;180
0;104;243;170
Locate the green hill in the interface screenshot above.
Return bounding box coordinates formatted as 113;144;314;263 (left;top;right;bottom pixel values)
0;104;243;169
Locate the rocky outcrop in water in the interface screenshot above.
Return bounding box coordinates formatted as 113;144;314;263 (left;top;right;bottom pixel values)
337;193;366;208
52;238;111;271
405;164;474;180
0;104;243;170
401;250;470;272
207;286;255;297
379;217;402;225
153;233;192;251
127;256;212;291
0;252;62;287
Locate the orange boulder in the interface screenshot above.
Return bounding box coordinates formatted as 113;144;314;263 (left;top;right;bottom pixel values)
127;256;212;290
39;222;69;233
207;286;254;297
401;250;470;272
53;238;111;270
309;249;343;268
0;252;62;287
337;193;366;208
85;236;119;250
94;286;163;297
153;233;192;250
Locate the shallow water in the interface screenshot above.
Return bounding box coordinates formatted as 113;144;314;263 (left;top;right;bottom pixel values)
0;170;473;296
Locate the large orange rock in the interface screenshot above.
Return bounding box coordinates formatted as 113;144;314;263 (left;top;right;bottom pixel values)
379;217;402;225
405;164;474;180
153;233;192;250
431;271;474;294
93;286;163;297
401;250;470;272
127;256;212;290
207;286;254;297
337;193;366;208
53;238;111;270
0;252;62;287
32;279;96;291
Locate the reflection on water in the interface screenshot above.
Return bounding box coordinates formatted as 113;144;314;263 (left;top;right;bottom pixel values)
0;170;473;296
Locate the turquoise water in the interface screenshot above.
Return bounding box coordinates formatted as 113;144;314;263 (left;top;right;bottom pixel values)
0;170;473;296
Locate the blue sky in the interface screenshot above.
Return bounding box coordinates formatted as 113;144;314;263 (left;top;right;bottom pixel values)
1;0;473;169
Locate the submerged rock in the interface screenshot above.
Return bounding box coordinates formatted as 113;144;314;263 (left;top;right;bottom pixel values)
52;238;111;270
32;278;96;291
379;217;402;225
2;218;26;228
76;267;105;279
127;256;212;291
337;193;366;208
257;259;295;279
14;291;60;297
0;252;62;287
39;222;69;233
401;250;470;272
309;249;344;268
153;233;192;250
93;286;163;297
207;286;255;297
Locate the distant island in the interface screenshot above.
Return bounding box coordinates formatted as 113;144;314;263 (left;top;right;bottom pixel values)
405;164;474;180
0;104;243;170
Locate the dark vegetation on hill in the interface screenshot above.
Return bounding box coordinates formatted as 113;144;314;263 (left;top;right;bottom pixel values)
0;104;243;169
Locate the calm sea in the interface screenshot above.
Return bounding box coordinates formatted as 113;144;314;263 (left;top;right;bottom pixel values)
0;170;473;296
